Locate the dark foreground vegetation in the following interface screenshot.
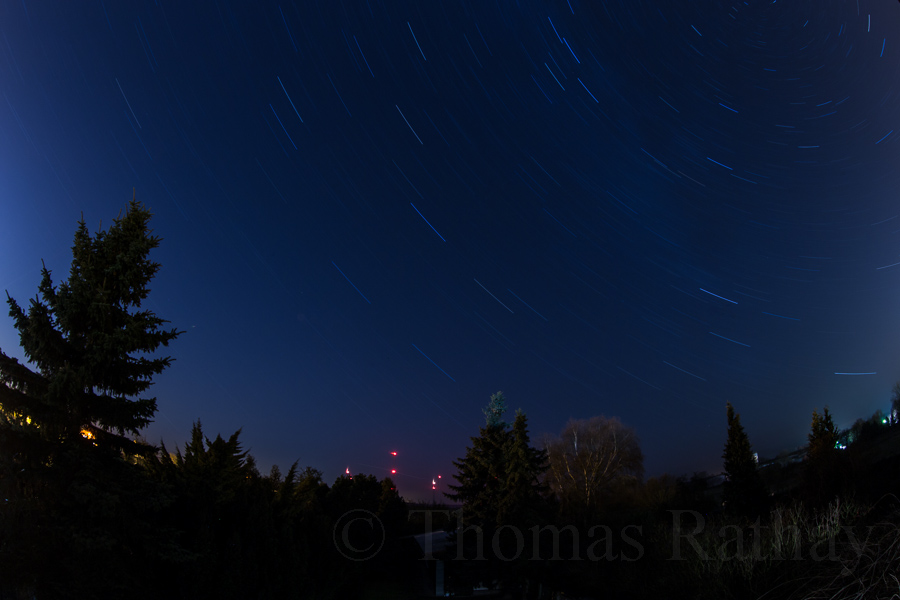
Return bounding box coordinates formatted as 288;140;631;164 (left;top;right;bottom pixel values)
0;200;411;599
2;199;899;599
434;394;900;600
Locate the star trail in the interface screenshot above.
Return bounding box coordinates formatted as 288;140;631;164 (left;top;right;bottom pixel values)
2;1;900;496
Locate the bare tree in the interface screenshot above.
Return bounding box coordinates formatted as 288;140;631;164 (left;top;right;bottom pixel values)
543;416;643;520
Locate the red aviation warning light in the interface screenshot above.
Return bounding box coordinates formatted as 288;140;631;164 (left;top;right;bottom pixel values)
391;469;397;474
390;451;398;456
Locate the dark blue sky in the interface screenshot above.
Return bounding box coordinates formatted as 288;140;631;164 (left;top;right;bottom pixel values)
2;1;900;499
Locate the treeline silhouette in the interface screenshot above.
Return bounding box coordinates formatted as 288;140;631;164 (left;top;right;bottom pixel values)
436;394;900;599
0;200;410;599
2;418;410;599
4;198;900;600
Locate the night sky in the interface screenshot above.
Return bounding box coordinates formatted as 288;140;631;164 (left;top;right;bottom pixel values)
2;1;900;499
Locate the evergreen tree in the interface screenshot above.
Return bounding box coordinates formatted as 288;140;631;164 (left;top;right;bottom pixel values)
804;406;844;503
446;394;549;593
483;390;508;428
148;422;281;597
0;196;181;598
498;409;549;528
445;417;509;530
722;403;766;517
498;410;551;588
447;395;548;529
446;392;518;530
0;195;180;456
807;406;839;459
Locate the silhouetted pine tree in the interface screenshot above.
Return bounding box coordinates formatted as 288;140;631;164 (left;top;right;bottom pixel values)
149;422;290;598
722;403;767;517
804;406;844;503
499;409;549;528
445;393;511;531
808;407;839;459
446;394;550;593
0;196;179;456
0;195;182;598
